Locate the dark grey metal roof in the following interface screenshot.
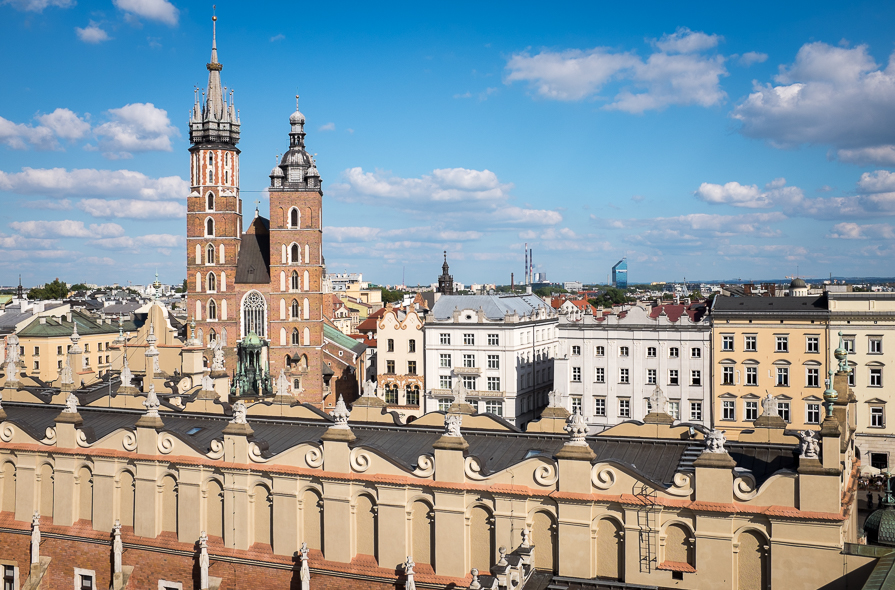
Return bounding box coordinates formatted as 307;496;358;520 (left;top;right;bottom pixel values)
431;294;551;321
235;229;271;284
712;294;828;316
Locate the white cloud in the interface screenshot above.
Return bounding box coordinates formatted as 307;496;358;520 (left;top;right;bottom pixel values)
505;28;729;112
0;116;57;150
739;51;768;66
857;170;895;194
324;225;484;243
828;222;895;239
90;233;182;251
77;198;186;219
330;167;512;204
0;167;188;201
113;0;178;25
94;103;178;157
270;34;285;42
1;0;72;11
732;42;895;164
318;122;336;132
9;220;124;238
35;108;90;140
600;212;786;244
75;22;112;43
84;257;117;265
20;199;72;210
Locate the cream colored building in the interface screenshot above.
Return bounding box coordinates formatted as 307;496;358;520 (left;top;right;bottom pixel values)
828;292;895;470
375;305;424;411
711;295;832;431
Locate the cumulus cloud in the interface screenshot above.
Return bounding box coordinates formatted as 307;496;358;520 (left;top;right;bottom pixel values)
9;220;124;238
318;122;335;132
696;175;895;219
1;0;72;11
77;198;186;219
94;103;178;157
89;233;182;251
0;116;58;150
324;225;484;243
35;108;91;140
732;42;895;164
75;22;111;43
828;222;895;239
505;27;730;112
599;212;786;247
517;227;611;252
0;167;188;201
20;199;72;210
739;51;768;66
113;0;179;25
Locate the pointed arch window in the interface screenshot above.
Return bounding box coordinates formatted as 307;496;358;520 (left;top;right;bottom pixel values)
207;272;217;292
291;328;300;346
209;329;217;343
206;243;215;265
208;152;214;166
291;270;299;291
206;218;215;237
207;192;215;211
208;300;217;320
208;169;213;184
303;270;310;292
241;290;267;338
290;244;300;264
291;299;299;319
290;208;299;228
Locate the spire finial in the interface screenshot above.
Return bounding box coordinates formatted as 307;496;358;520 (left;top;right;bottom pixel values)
296;94;300;111
212;5;217;49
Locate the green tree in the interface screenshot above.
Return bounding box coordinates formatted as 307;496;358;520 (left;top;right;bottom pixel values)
379;288;405;303
70;283;89;292
176;279;187;293
28;278;68;300
589;287;630;307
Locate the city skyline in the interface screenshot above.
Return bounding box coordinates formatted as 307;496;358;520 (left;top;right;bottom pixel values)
3;0;895;286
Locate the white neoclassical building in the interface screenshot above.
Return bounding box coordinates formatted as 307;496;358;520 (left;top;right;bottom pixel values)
422;293;558;425
554;304;712;431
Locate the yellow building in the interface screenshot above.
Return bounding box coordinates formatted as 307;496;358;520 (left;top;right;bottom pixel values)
712;294;832;431
375;305;424;412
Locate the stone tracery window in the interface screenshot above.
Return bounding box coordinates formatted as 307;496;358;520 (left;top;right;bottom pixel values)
241;290;267;338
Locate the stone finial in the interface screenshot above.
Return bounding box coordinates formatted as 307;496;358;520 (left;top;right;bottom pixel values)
521;527;531;548
497;546;508;566
299;542;310;585
69;322;82;352
548;389;559;407
30;511;40;564
362;379;377;398
704;429;727;454
230;400;248;425
211;338;225;372
143;384;160;417
59;356;74;386
276;369;290;397
199;531;209;590
444;413;462;437
564;408;589;446
823;371;838;419
63;392;79;414
469;569;481;590
120;354;134;389
761;393;778;417
112;519;123;574
452;377;468;404
404;556;416;590
798;430;820;459
648;386;667;414
330;395;351;429
835;330;850;373
3;334;20;385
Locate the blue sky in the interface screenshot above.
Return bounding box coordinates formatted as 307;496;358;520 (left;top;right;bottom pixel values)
3;0;895;287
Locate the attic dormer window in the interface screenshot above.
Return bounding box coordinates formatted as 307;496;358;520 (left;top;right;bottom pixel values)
289;167;302;183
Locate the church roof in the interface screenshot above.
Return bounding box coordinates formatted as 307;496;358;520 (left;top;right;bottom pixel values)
431;294;550;321
324;323;367;356
234;222;270;284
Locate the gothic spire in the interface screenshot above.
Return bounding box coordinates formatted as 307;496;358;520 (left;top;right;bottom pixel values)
205;13;225;121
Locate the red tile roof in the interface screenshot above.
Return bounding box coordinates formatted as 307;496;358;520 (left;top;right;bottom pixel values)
649;303;707;322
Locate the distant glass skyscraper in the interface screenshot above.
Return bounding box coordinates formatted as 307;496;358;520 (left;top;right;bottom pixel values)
611;258;628;289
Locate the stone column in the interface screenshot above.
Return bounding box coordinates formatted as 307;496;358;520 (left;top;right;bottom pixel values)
555;410;595;579
693;430;737;590
271;474;298;556
320;396;355;563
433;413;471;578
222;401;254;550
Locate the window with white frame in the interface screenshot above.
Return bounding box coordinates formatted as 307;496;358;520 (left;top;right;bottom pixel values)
619;368;630;384
806;368;819;387
744;335;757;352
870;337;883;354
462;375;476;390
776;367;789;386
746;366;758;386
722;366;734;385
844;338;856;353
691;347;701;359
487;376;500;391
722;400;735;420
777;401;791;422
647;346;656;358
572;367;582;382
463;354;476;368
484;400;503;416
745;401;758;421
871;406;885;428
2;564;17;590
595;367;605;383
594;397;606;416
438;399;451;412
849;369;856;387
75;568;96;590
618;399;630;418
690;402;702;421
595;345;605;356
488;333;499;346
439;375;451;389
440;333;451;345
571;396;582;413
669;347;679;358
463;333;475;345
668;370;679;385
871;368;883;387
487;354;499;369
775;335;788;352
806;403;820;424
571;345;581;356
647;369;657;385
668;401;680;420
806;336;819;353
619;346;629;357
691;370;701;386
722;335;734;351
440;354;451;367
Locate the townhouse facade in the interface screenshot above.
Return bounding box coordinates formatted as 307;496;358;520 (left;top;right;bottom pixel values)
554;304;712;431
422;293;557;425
375;305;425;412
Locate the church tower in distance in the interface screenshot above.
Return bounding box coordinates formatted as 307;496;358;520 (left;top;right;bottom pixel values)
187;13;242;365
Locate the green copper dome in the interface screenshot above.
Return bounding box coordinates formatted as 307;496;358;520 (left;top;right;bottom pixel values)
243;331;263;347
865;481;895;546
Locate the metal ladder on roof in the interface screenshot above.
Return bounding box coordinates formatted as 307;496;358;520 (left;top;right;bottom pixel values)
635;482;657;574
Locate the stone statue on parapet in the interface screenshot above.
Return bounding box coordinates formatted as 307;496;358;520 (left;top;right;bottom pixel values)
330;395;350;429
363;379;377;398
211;338;225;372
444;413;462;437
761;392;778;417
452;377;467;404
649;386;667;415
63;392;79;414
798;430;820;459
704;429;727;454
230;400;248;425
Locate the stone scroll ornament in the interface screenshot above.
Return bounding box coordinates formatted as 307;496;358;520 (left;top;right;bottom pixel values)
330;395;350;429
798;430;820;459
564;408;589;445
444;413;463;437
704;429;727;454
230;400;248;425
